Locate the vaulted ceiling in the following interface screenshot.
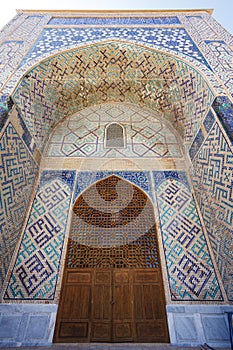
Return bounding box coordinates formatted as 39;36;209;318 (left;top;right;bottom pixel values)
12;41;214;152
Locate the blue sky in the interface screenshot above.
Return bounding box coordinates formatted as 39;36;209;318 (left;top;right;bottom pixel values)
0;0;232;34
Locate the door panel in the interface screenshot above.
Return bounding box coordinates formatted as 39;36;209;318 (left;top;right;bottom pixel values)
54;269;92;342
91;270;111;342
59;321;89;339
54;268;169;343
132;270;169;342
113;270;133;342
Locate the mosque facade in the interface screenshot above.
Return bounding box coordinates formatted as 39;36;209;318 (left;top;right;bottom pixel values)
0;9;233;347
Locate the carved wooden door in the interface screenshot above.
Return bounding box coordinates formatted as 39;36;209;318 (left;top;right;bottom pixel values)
54;268;169;343
54;175;169;343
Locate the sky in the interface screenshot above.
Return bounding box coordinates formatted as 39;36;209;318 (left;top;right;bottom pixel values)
0;0;232;34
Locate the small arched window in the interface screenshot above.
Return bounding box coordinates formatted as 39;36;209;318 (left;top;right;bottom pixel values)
104;123;125;148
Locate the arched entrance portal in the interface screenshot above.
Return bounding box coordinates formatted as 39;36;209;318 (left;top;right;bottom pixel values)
54;175;169;343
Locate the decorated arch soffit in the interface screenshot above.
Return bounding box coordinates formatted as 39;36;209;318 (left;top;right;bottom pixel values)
46;102;184;159
9;40;221;153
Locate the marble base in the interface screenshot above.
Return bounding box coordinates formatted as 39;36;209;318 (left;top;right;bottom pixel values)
0;303;232;347
167;304;233;348
0;304;57;347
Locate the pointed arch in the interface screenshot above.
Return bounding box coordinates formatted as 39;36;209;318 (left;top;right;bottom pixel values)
10;41;217;153
54;174;170;343
68;174;159;268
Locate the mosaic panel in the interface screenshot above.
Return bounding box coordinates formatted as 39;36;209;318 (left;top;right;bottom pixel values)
0;15;44;42
200;12;233;46
48;16;180;26
12;42;214;151
0;122;38;294
68;175;159;268
74;171;152;202
191;122;233;301
21;27;210;68
4;171;75;300
0;41;24;90
0;12;25;39
179;14;233;96
185;16;218;40
0;15;50;91
46;103;182;158
153;171;223;301
204;41;233;97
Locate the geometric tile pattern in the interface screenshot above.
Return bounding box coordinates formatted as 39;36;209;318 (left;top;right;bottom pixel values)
0;122;38;294
0;41;23;90
179;14;233;97
2;166;226;302
68;175;160;268
4;171;75;300
0;15;50;91
1;11;232;306
46;103;182;158
48;16;181;25
204;41;233;97
74;171;153;203
191;122;233;301
21;27;210;68
153;171;223;301
13;42;214;151
185;16;217;40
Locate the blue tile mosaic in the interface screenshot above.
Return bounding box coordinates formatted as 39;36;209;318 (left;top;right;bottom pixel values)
205;40;226;45
153;171;223;301
203;40;233;98
48;16;181;26
0;122;38;292
20;27;211;69
186;16;202;19
74;171;153;203
4;170;75;300
13;41;214;152
189;107;216;161
212;96;233;143
191;121;233;300
189;128;205;161
2;168;225;302
153;170;191;189
203;109;216;134
17;112;36;154
39;170;76;189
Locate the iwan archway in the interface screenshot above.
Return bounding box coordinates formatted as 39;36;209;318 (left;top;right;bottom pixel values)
54;175;169;343
1;30;233;348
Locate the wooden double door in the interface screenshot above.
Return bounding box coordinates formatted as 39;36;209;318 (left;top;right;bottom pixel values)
54;268;169;343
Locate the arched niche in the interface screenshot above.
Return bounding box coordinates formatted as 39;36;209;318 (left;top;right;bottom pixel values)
11;41;215;154
54;174;169;343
